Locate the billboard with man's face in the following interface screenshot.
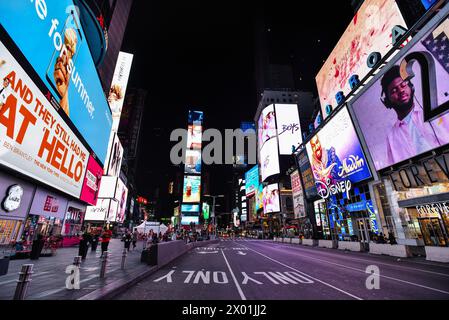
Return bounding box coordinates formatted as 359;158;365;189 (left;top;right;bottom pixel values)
350;12;449;171
316;0;407;119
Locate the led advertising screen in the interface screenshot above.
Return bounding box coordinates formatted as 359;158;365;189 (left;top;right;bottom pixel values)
256;183;264;213
79;155;103;205
306;107;372;199
275;104;302;155
106;198;119;223
258;104;276;151
263;183;280;214
181;204;200;213
188;110;204;125
187;125;202;150
0;40;90;199
259;137;280;182
85;198;110;221
202;202;210;220
182;175;201;203
245;165;259;197
297;151;318;199
315;0;408;118
181;215;199;226
109;51;133;132
105;133;124;177
184;149;202;175
1;1;113;164
98;176;117;199
115;178;128;224
351;12;449;171
290;170;306;219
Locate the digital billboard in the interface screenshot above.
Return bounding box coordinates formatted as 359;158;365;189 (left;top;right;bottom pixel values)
202;202;210;220
85;198;110;221
105;133;124;177
275;104;302;155
181;215;199;226
351;12;449;170
109;51;133;132
259;137;280;182
188;110;204;125
182;175;201;203
106;198;119;223
306;107;372;199
0;40;90;199
258;104;276;151
263;183;280;214
181;204;200;213
187;125;202;150
184;149;202;175
98;176;117;199
115;178;128;224
1;1;113;164
79;155;103;205
256;183;264;213
296;151;318;199
245;165;259;197
316;0;407;118
290;170;305;219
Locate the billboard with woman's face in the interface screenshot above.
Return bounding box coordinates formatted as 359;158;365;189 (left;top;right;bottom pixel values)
350;12;449;171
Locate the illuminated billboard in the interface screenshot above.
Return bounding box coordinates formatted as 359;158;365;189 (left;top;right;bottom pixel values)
115;178;128;224
259;137;280;182
181;215;199;225
85;198;112;221
290;170;305;219
182;175;201;203
258;105;276;151
1;1;113;164
350;11;449;170
245;165;259;197
0;40;90;199
296;151;318;199
188;110;204;125
181;204;200;213
316;0;407;119
79;155;103;205
184;149;202;175
187;125;202;150
275;104;302;155
98;176;117;199
105;133;124;177
202;202;210;220
109;51;133;132
263;183;280;214
306;107;372;199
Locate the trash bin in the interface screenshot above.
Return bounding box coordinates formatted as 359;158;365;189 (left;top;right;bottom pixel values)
140;244;158;266
0;256;10;276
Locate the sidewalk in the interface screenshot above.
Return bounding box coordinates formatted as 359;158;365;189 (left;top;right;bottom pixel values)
0;239;152;300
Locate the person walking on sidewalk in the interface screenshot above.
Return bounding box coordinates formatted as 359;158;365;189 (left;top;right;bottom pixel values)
122;230;132;252
91;230;99;253
78;232;89;260
132;229;138;250
100;227;112;257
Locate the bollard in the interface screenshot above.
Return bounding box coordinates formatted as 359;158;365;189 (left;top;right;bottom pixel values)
100;251;108;278
73;256;82;268
121;249;127;270
13;264;34;300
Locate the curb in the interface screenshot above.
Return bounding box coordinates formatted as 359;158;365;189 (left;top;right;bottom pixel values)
77;239;219;300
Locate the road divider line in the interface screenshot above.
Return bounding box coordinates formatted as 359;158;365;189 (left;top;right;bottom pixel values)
239;242;363;300
261;240;449;277
257;242;449;296
221;249;246;300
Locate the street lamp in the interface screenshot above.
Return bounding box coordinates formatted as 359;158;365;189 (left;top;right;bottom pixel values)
203;195;224;239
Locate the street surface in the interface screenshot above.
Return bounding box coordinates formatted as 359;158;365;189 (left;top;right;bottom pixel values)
115;238;449;300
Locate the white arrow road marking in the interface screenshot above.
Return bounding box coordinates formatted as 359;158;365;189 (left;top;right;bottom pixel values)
237;251;247;256
241;272;263;285
198;251;219;254
154;270;175;283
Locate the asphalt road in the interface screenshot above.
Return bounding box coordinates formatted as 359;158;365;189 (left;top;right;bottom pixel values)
114;238;449;300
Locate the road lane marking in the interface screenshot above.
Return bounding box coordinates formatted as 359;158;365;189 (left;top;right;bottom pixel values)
239;243;363;300
261;240;449;277
0;271;52;286
154;270;175;283
221;250;246;300
253;242;449;296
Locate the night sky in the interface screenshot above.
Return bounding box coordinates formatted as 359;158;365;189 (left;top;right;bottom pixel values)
120;1;354;208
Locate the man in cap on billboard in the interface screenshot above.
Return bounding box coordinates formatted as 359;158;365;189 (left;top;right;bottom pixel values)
381;65;449;165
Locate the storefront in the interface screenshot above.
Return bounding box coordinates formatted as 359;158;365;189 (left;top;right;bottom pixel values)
314;199;329;239
0;172;36;246
23;187;69;243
